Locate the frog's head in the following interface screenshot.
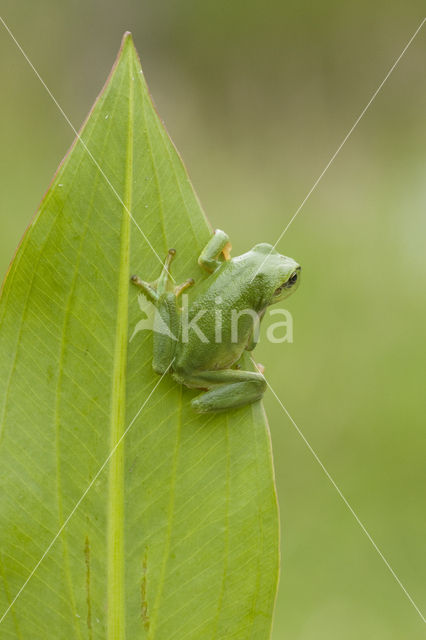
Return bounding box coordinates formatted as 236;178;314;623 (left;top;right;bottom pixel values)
251;243;301;305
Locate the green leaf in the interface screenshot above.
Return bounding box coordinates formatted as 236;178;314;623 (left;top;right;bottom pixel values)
0;33;279;639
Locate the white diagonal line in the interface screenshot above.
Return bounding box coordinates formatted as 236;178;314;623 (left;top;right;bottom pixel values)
0;16;175;281
251;17;425;282
251;359;426;624
0;361;173;625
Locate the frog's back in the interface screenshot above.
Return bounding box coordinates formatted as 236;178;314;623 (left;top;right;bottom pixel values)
174;258;259;375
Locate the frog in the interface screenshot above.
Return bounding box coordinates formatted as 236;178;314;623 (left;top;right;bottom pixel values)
131;229;300;413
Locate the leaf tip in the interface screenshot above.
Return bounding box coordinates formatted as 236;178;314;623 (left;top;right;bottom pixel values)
121;30;135;51
118;31;139;65
122;30;133;42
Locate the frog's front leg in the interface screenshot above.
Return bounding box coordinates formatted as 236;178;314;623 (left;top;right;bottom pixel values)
131;249;194;374
244;310;265;351
173;368;267;413
198;229;232;272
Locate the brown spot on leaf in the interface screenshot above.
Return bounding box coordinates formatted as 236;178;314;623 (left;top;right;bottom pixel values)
84;536;93;639
141;548;150;631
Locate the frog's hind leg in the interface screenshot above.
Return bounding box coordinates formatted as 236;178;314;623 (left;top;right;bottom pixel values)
174;368;267;413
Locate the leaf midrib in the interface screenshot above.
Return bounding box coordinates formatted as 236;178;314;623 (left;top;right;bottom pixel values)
55;79;122;640
107;48;134;640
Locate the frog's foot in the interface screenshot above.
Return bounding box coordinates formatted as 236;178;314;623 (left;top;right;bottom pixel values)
130;275;158;304
174;278;195;297
176;368;267;413
255;362;265;375
131;248;192;302
156;249;177;293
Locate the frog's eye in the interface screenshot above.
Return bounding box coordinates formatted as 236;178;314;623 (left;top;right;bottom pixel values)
274;271;299;296
288;271;298;286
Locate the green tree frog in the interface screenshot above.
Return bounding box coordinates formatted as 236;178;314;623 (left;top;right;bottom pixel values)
131;230;300;413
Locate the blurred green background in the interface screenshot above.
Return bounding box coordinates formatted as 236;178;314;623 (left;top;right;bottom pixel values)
1;2;425;638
